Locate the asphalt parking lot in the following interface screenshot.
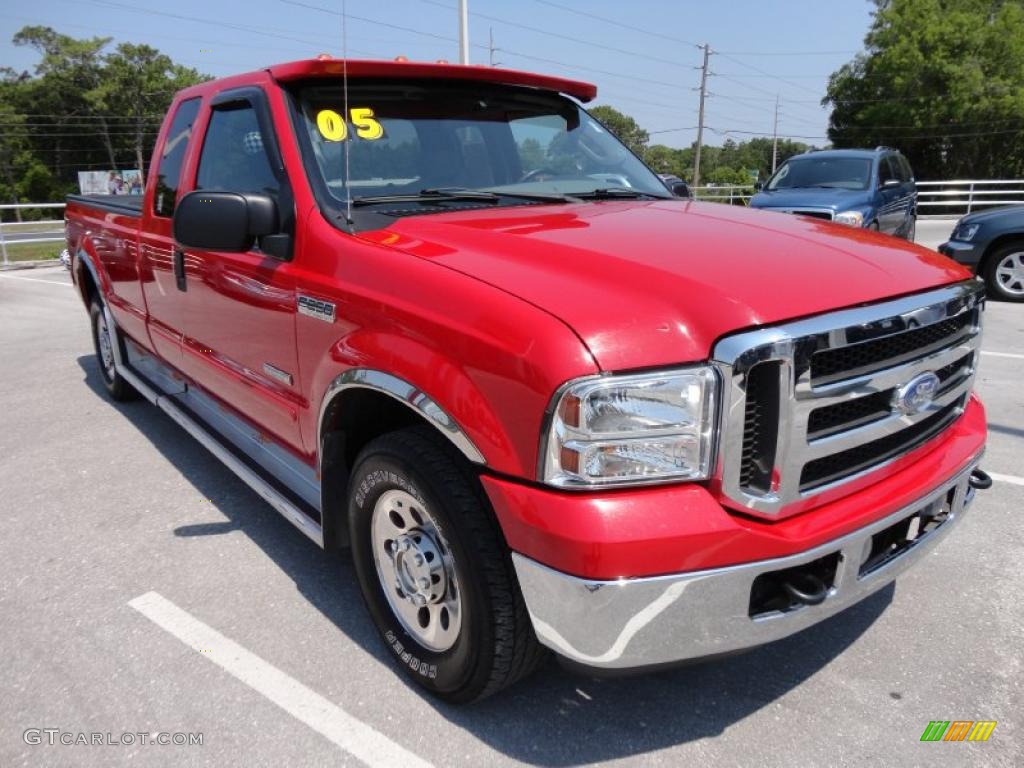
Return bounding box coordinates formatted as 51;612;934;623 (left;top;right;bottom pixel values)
0;263;1021;768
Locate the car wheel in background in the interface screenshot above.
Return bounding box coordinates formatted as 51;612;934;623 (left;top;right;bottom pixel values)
347;425;545;702
983;242;1024;302
89;300;138;401
905;216;916;242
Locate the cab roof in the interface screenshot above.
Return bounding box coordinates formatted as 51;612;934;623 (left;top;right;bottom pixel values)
267;58;597;102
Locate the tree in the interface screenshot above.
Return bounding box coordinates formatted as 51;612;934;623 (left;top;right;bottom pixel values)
517;137;547;171
643;144;690;178
4;26;211;203
824;0;1024;179
588;105;649;155
99;43;205;176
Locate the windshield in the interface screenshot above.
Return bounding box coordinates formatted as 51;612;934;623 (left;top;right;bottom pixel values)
293;81;670;212
766;156;872;191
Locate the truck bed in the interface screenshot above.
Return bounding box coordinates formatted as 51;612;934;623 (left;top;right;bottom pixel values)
66;194;144;217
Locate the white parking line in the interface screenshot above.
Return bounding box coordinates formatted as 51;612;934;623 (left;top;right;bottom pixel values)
990;472;1024;487
0;273;72;286
129;591;433;768
981;351;1024;361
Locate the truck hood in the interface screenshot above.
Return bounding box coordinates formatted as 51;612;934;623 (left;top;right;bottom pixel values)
750;187;870;212
360;200;970;371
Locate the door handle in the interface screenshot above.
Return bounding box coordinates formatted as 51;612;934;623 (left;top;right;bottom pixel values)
173;249;187;292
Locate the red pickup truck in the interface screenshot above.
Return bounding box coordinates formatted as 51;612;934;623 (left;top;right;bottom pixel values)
66;58;990;702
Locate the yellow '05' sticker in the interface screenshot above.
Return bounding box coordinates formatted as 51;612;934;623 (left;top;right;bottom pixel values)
315;108;384;141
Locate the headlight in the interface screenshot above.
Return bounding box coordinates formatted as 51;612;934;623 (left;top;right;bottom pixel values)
954;223;979;241
834;210;865;227
541;367;717;488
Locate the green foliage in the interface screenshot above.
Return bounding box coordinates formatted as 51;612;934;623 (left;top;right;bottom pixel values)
1;26;210;209
517;138;547;171
824;0;1024;179
589;105;649;155
593;104;814;185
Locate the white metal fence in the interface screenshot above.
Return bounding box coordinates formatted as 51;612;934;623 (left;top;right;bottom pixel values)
0;203;66;266
915;180;1024;216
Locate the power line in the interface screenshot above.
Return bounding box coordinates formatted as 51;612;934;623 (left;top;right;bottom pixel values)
714;52;822;96
531;0;699;48
419;0;698;69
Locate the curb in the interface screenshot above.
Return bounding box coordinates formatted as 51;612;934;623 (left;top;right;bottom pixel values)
0;259;64;271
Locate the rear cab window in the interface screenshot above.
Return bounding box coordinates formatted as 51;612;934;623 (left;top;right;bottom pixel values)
152;98;201;218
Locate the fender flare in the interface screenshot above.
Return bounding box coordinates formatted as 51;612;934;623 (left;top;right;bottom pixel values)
74;245;104;306
317;368;486;471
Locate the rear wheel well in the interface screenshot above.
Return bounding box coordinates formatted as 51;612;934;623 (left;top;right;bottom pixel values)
319;388;443;549
979;234;1024;276
76;256;99;308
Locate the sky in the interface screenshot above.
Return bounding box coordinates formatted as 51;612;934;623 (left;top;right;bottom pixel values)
0;0;876;150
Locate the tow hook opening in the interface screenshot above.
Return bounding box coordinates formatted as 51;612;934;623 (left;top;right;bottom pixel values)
969;468;993;490
749;552;840;617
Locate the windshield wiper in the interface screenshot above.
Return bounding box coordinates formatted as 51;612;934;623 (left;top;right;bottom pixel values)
574;187;671;200
351;188;501;207
479;189;583;204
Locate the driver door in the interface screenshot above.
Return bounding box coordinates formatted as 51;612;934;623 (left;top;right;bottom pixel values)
174;87;305;453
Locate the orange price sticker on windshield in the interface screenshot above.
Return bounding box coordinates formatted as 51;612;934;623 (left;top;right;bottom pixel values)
316;107;383;141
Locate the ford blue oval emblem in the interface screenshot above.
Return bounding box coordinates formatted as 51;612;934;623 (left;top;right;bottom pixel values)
895;372;940;415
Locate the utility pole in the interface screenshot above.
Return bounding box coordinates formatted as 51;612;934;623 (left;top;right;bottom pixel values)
489;27;499;67
693;43;711;189
458;0;470;65
771;94;780;173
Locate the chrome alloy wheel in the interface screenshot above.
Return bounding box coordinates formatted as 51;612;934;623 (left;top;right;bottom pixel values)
370;489;462;652
97;310;116;379
995;251;1024;296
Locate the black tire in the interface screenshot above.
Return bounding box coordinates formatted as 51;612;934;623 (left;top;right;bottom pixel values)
89;300;138;401
868;221;880;232
982;242;1024;302
347;426;545;703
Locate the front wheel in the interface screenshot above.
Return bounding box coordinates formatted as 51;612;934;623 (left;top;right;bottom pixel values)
347;426;545;702
983;243;1024;302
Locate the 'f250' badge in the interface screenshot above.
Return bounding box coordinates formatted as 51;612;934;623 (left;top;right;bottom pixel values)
298;295;336;323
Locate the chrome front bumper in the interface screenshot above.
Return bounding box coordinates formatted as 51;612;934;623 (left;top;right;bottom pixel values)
512;457;982;670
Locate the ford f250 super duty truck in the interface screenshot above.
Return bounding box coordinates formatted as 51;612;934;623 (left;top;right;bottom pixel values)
66;58;991;703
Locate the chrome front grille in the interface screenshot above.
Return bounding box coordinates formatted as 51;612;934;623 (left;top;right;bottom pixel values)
764;207;835;221
713;281;985;518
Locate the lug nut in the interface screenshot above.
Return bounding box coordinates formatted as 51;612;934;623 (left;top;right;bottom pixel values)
412;594;427;606
419;577;431;590
399;539;411;552
413;554;424;567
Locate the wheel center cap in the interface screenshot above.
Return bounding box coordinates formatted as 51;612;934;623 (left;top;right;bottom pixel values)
393;532;446;604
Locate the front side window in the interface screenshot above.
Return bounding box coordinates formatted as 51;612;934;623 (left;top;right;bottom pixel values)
196;104;280;196
878;156;897;185
152;97;201;217
292;81;669;213
767;156;873;191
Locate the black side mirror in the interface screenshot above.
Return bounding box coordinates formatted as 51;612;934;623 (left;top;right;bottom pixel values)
174;191;287;257
670;181;692;199
754;180;765;191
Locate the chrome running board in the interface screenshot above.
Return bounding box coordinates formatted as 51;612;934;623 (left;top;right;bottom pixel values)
104;306;324;548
